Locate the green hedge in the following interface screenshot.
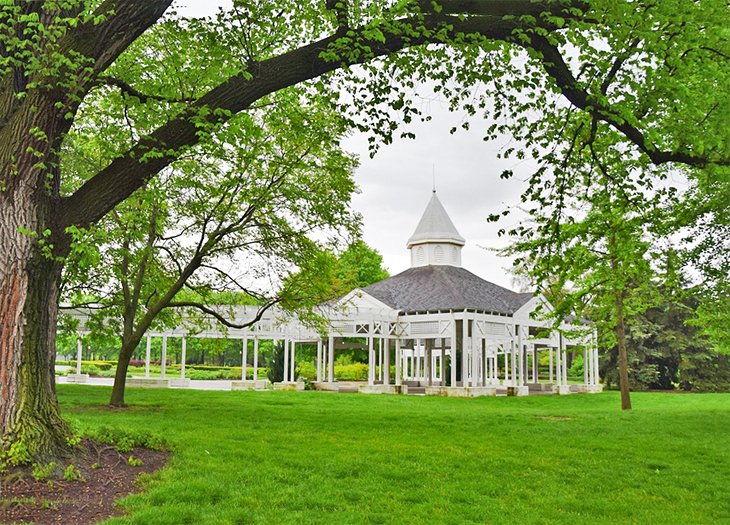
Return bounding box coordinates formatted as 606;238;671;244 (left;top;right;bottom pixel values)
61;360;115;371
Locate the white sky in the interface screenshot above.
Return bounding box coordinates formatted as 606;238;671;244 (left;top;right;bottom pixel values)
177;0;531;289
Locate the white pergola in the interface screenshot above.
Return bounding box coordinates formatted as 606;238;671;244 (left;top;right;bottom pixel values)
62;305;320;388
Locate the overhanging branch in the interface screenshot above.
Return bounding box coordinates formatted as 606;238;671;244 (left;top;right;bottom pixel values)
167;299;280;329
60;1;575;229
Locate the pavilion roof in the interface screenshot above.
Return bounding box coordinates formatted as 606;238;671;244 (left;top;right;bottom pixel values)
360;265;534;316
406;192;465;248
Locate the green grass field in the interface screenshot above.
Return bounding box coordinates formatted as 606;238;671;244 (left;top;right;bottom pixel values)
57;386;730;525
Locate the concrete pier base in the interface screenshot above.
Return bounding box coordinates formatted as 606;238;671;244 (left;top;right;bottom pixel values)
359;384;408;395
554;385;574;395
127;377;170;388
312;381;339;392
66;373;89;383
527;383;555;392
231;379;269;391
170;378;191;387
272;381;305;391
576;384;604;393
507;385;529;396
425;386;497;397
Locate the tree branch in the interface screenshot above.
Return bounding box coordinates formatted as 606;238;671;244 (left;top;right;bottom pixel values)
167;300;280;329
101;76;195;104
60;2;572;228
527;34;730;168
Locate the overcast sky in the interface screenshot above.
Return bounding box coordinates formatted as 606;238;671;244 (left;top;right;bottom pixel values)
178;1;532;289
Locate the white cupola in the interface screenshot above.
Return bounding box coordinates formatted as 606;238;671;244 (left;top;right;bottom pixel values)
407;191;465;268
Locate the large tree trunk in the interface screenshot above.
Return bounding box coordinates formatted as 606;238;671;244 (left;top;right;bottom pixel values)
0;182;71;463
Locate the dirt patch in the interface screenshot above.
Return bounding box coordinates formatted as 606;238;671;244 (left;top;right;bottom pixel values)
0;439;168;525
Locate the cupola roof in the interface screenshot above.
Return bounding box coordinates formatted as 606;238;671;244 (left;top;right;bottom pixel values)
406;192;465;248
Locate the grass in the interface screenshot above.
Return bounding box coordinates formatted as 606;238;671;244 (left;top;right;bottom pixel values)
57;386;730;525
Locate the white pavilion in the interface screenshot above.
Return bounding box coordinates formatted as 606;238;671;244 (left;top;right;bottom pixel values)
312;191;602;396
63;192;602;397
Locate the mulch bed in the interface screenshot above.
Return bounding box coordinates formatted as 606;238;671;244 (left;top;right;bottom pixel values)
0;440;168;525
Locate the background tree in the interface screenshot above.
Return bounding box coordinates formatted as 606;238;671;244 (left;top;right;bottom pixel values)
1;0;728;462
63;86;359;407
336;240;390;290
603;289;730;393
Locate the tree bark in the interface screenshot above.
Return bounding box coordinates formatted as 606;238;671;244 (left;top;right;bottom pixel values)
109;338;137;407
0;161;71;462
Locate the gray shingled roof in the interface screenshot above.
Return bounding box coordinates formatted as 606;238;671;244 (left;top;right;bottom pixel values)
361;265;534;315
407;192;465;248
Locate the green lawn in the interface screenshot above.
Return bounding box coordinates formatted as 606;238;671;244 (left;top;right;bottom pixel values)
57;386;730;525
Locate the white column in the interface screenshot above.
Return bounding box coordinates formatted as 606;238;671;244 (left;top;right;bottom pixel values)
470;333;478;387
505;344;511;385
160;335;168;379
145;335;151;378
559;334;566;386
378;338;384;382
480;343;485;385
586;344;591;385
462;316;469;387
253;337;259;381
76;337;83;375
395;339;402;386
283;337;289;382
450;318;457;387
424;340;431;386
512;326;522;385
532;346;537;383
316;339;323;382
181;336;187;379
511;330;517;386
593;333;600;385
556;342;562;385
241;335;248;380
290;340;296;381
549;346;554;383
384;338;391;385
562;349;568;386
328;335;334;382
368;330;375;386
